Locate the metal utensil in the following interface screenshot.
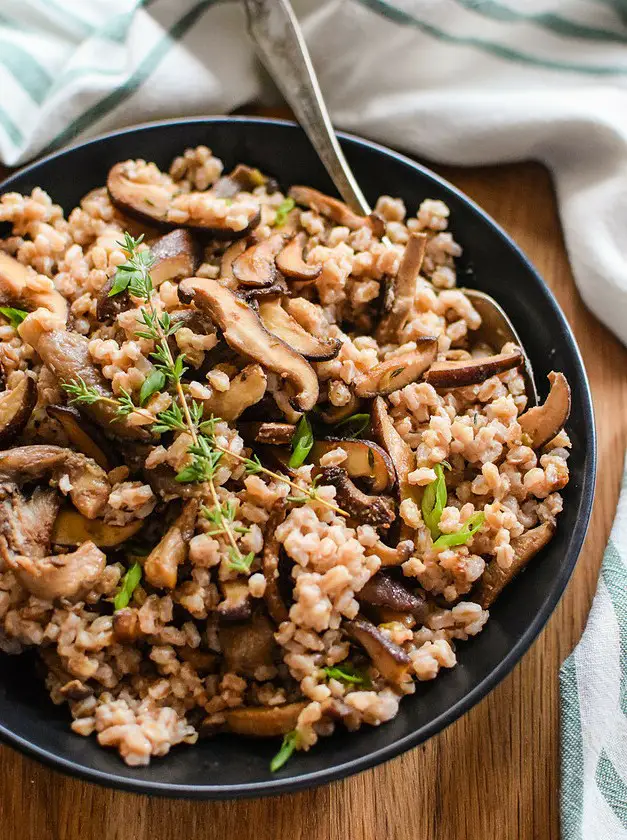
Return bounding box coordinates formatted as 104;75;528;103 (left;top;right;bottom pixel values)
243;0;538;406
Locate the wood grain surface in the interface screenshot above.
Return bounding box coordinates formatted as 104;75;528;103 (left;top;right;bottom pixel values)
0;157;625;840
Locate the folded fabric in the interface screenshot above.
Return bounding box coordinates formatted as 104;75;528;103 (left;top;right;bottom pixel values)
561;461;627;840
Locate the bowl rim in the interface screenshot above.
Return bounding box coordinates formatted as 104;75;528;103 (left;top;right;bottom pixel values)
0;116;597;798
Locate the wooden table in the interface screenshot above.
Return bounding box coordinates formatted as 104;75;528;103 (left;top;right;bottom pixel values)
0;157;625;840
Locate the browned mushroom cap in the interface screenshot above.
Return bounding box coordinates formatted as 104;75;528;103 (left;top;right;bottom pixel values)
317;392;362;425
20;325;151;441
344;617;411;684
220;239;248;286
51;508;143;548
240;421;296;447
371;397;420;540
107;161;261;239
475;521;555;608
213;164;269;198
47;405;115;471
224;702;306;737
258;298;341;361
0;444;110;519
519;372;571;449
262;501;289;624
179;277;319;412
95;275;131;323
310;438;395;494
0;252;68;321
0;485;61;565
364;538;414;567
358;572;428;623
375;233;427;344
318;467;395;529
112;608;142;644
354;338;438;398
217;579;252;622
219;609;276;678
424;348;523;389
143;499;198;590
7;541;106;601
150;228;202;286
0;374;36;446
275;232;322;283
202;363;267;423
289;186;381;233
232;233;286;288
239;281;289;303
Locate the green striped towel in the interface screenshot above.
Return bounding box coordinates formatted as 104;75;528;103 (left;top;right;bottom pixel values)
561;463;627;839
1;0;627;346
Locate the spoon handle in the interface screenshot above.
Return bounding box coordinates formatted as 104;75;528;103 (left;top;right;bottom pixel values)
244;0;371;215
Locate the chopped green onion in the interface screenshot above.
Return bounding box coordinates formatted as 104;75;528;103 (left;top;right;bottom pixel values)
273;197;295;227
433;511;486;549
333;413;370;439
0;306;28;328
288;414;314;468
270;730;300;772
113;561;142;611
139;368;166;405
421;462;449;540
322;664;370;686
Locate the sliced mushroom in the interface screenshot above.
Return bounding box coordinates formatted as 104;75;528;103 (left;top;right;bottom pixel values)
202;363;267;423
0;445;110;519
224;702;306;737
344;617;411;684
354;339;438;398
475;522;555;608
217;579;252;622
240;422;296;447
52;508;143;548
289;186;381;232
232;233;285;288
179;277;319;412
46;405;115;471
262;500;289;624
258;298;341;361
107;161;261;239
0;252;67;321
143;499;198;590
20;325;151;441
318;467;395;529
143;462;211;502
0;485;61;565
317;393;362;425
0;374;36;446
364;538;414;568
519;372;571;449
219;610;276;678
220;239;248;286
358;573;428;623
275;232;322;283
239;281;289;302
310;438;395;494
213;164;269;198
375;233;427;344
424;349;523;389
7;541;106;601
112;608;142;644
178;646;218;674
371;397;420;540
150;228;202;287
95;276;131;323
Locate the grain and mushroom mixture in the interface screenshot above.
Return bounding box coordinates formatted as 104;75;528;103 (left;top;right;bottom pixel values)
0;146;571;769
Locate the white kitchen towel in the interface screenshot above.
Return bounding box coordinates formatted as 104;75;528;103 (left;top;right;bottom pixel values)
561;461;627;840
1;0;627;343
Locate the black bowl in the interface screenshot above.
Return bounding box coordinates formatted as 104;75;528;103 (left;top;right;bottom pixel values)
0;117;595;798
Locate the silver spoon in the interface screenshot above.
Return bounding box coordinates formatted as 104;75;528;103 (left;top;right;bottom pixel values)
243;0;538;406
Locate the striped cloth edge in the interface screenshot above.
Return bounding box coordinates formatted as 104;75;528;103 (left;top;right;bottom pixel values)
561;460;627;840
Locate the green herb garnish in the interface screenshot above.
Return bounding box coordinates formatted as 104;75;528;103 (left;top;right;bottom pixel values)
139;368;166;406
288;414;314;468
108;233;155;298
322;664;370;686
0;306;28;328
113;561;142;611
334;412;370;439
273;197;295;227
433;511;485;549
421;462;449;541
270;730;300;772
